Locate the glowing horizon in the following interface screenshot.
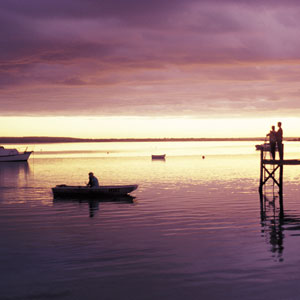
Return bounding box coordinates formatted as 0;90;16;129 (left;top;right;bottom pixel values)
0;116;298;139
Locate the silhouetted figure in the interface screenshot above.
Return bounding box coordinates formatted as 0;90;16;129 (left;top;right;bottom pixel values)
267;125;276;160
276;122;283;160
87;172;99;187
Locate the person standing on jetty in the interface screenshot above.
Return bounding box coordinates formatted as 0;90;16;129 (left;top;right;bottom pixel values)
276;122;283;160
87;172;99;187
267;125;276;160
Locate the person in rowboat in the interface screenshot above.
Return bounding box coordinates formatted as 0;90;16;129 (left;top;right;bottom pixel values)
87;172;99;187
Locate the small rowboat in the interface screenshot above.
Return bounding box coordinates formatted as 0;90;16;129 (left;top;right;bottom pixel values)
151;154;166;160
255;143;270;151
52;184;138;198
255;143;278;151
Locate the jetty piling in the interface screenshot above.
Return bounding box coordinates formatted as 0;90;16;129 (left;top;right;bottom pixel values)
258;143;300;198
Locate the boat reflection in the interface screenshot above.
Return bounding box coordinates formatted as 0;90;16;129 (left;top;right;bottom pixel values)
0;162;30;187
53;194;136;218
259;190;300;262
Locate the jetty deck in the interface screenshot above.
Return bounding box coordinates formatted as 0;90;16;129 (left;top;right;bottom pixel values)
262;159;300;165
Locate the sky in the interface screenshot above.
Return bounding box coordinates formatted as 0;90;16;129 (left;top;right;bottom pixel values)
1;0;300;138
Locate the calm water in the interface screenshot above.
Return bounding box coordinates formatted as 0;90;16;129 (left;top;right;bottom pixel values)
1;141;300;300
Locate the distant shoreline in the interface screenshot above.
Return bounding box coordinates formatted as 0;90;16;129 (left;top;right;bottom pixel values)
0;136;300;144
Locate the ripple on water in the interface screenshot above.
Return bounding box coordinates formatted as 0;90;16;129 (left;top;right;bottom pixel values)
2;146;300;299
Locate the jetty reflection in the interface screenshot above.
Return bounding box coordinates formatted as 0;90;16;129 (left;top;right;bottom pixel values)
53;195;136;218
259;190;300;261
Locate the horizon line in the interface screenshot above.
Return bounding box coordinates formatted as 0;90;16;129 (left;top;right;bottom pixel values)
1;136;300;143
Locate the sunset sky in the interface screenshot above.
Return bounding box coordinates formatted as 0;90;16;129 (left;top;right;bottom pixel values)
1;0;300;138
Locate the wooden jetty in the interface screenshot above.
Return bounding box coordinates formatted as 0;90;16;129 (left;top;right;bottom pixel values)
258;143;300;197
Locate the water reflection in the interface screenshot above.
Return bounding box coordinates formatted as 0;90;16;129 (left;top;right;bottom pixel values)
53;195;136;218
0;162;30;187
0;162;31;205
259;189;300;262
260;192;284;261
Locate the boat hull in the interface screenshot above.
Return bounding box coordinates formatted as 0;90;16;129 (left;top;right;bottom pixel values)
0;151;32;162
52;184;138;198
152;154;166;160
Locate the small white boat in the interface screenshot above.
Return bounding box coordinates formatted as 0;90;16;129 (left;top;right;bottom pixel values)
151;154;166;160
255;143;270;151
255;143;278;151
52;184;138;197
0;146;32;162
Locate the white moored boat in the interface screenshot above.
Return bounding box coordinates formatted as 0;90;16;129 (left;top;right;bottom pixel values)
0;146;33;162
52;184;138;198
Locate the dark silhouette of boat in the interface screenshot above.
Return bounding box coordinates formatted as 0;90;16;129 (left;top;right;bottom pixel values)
151;154;166;160
52;184;138;198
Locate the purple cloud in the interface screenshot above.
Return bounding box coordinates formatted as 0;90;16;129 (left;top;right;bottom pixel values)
1;0;300;118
